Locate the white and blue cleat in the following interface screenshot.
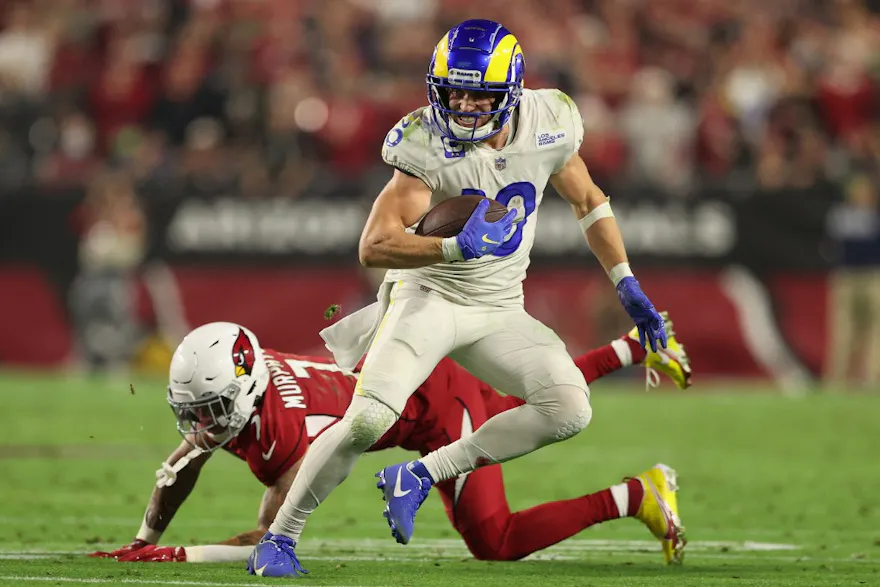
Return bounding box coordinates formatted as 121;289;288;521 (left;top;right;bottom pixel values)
246;531;308;578
376;461;432;544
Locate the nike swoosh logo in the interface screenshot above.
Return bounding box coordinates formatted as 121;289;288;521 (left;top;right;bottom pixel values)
393;467;412;498
262;441;277;461
255;563;269;576
481;234;500;244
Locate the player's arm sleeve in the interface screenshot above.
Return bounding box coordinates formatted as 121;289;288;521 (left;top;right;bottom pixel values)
550;90;586;174
381;114;437;191
183;545;254;563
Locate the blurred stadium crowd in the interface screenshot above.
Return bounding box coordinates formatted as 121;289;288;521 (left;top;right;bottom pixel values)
1;0;880;199
2;0;880;385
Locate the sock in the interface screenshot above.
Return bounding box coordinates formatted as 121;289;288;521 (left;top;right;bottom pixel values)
462;478;644;561
268;420;361;541
609;477;644;517
575;339;648;384
410;460;435;484
620;337;648;364
268;396;397;541
576;345;625;383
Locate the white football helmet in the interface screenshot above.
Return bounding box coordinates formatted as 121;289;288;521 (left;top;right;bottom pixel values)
167;322;270;451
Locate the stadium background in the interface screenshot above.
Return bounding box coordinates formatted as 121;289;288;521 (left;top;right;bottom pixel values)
1;2;879;586
1;0;879;390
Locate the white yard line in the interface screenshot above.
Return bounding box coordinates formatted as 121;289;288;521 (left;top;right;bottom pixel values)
1;538;877;565
0;538;801;555
0;577;374;587
0;552;878;566
0;516;254;529
5;516;877;536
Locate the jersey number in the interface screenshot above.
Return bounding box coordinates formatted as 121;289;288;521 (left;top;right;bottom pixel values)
283;359;348;439
461;182;537;256
284;359;355;379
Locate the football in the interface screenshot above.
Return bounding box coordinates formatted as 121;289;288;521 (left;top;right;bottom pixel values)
415;195;510;238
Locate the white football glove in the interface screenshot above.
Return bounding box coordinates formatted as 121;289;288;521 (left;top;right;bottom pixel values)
155;447;204;488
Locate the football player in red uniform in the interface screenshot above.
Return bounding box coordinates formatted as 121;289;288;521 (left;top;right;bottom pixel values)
91;317;690;565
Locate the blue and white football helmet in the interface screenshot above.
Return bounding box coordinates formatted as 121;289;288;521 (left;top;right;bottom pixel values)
427;19;525;143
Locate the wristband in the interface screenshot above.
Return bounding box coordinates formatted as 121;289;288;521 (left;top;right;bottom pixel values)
441;237;464;262
609;262;634;286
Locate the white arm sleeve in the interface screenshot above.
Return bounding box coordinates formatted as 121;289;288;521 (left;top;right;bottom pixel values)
185;545;254;563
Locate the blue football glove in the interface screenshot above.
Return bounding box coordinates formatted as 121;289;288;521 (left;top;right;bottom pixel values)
616;276;667;352
456;199;517;260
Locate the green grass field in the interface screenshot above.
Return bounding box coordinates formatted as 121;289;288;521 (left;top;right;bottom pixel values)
1;370;878;586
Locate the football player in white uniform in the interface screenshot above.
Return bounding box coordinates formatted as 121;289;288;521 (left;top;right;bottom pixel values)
249;19;671;577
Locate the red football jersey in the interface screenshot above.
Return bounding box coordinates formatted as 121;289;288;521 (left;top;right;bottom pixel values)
222;350;466;486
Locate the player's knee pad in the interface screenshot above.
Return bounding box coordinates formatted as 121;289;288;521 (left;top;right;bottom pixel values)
343;395;399;451
527;384;592;442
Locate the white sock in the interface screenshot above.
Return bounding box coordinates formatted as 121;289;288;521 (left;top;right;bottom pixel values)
609;482;630;518
268;419;360;541
268;397;397;541
185;545;253;563
611;339;633;367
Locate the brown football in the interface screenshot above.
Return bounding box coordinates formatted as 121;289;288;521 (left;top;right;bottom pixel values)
415;195;510;238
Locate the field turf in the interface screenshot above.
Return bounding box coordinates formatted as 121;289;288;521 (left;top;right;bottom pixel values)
1;370;878;586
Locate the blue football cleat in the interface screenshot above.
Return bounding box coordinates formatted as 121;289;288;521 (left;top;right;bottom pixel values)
246;531;308;578
376;461;432;545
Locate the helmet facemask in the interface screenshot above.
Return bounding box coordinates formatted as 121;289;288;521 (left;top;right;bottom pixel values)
168;378;255;451
427;80;521;142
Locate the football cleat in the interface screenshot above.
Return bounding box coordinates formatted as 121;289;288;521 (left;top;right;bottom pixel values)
629;463;687;565
246;531;308;578
376;461;432;545
629;311;692;390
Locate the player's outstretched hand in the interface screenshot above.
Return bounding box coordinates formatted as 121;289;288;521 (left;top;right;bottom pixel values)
88;539;150;559
117;545;187;563
456;199;517;260
616;276;667;352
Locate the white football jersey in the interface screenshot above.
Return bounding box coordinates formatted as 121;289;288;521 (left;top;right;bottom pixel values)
381;89;585;306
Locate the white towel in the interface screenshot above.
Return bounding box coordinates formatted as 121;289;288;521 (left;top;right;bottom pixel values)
319;281;395;370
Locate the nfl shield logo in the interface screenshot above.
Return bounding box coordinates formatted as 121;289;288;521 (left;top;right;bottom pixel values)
494;157;507;171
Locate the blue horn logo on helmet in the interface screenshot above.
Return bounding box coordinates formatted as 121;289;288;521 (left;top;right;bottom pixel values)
427;19;525;143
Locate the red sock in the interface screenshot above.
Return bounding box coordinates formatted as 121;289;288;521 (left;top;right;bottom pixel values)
462;479;644;561
624;337;648;364
575;345;622;383
575;340;648;384
624;477;645;516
